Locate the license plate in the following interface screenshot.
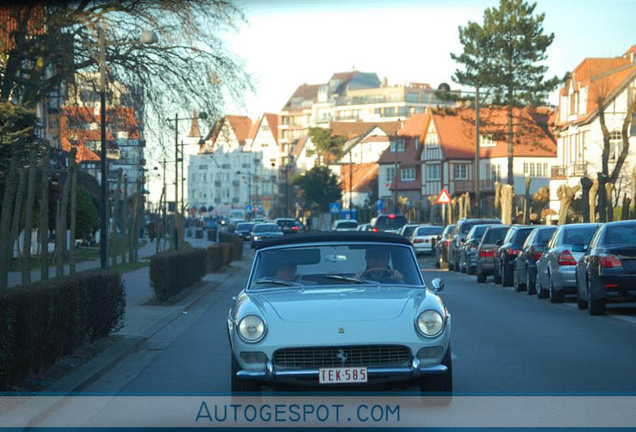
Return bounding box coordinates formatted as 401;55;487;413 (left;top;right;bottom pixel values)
319;367;368;384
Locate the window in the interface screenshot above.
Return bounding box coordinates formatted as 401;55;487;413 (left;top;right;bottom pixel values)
453;164;468;180
401;167;416;182
427;163;441;180
480;135;496;147
199;165;208;170
609;131;622;160
425;132;438;146
390;138;405;152
386;166;395;183
523;162;549;178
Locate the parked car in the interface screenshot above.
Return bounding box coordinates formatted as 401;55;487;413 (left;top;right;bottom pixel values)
332;219;359;231
459;224;500;275
370;213;408;234
411;225;444;255
495;225;534;287
536;223;600;302
357;223;371;231
250;223;284;248
449;218;501;271
435;224;455;269
512;226;557;294
397;224;420;238
227;232;451;394
476;225;510;283
275;218;301;235
235;222;256;241
575;221;636;315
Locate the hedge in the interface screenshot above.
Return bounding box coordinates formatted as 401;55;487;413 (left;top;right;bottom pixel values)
220;242;232;267
206;244;223;273
218;232;243;261
149;248;207;303
0;271;125;390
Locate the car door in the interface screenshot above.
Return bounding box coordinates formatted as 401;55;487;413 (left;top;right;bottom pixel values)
517;229;536;283
537;227;560;289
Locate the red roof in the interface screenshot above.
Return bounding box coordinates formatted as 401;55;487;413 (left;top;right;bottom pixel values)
330;121;401;139
0;6;45;52
426;106;556;160
283;84;320;110
341;162;379;193
398;113;429;138
61;137;101;163
225;115;252;145
264;113;279;145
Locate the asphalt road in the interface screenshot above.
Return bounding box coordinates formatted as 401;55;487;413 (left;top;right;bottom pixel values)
80;248;636;395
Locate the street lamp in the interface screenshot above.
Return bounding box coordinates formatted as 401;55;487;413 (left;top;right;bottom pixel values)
235;170;252;217
97;25;158;269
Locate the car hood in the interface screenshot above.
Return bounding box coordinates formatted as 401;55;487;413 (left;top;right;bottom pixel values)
251;287;426;323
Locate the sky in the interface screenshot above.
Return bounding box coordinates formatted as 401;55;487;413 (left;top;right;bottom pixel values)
224;0;636;117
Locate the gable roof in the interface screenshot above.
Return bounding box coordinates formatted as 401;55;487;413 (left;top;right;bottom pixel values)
283;83;320;110
427;106;556;160
330;121;401;139
341;162;379;193
247;117;260;141
398;113;429;138
225;115;252;145
264;113;279;145
291;135;309;158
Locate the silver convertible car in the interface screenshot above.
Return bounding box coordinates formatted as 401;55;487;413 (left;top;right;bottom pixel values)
227;232;451;394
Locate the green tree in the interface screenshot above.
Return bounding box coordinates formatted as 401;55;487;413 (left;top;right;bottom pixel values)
308;127;347;166
294;166;342;213
453;0;560;187
74;186;99;241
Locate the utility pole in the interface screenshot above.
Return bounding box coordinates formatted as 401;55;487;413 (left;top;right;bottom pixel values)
475;84;481;218
174;113;179;250
393;132;399;214
349;150;353;214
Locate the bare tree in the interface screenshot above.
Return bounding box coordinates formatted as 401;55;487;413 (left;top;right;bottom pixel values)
22;146;38;284
69;151;77;275
39;147;50;281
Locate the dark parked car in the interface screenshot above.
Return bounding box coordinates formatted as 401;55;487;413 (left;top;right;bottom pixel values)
495;225;534;287
275;218;301;234
435;224;455;269
235;222;256;240
250;223;284;248
459;224;500;275
575;221;636;315
370;213;408;234
476;226;510;283
512;226;557;294
449;218;501;271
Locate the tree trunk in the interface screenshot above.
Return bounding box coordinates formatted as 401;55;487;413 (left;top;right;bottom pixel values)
597;173;607;223
9;168;26;261
524;178;531;224
69;149;77;275
0;147;18;291
55;155;73;277
111;169;122;267
22;146;38;285
605;182;614;222
621;194;631;221
494;181;501;216
580;177;592;223
121;175;128;265
131;178;142;263
40;147;50;281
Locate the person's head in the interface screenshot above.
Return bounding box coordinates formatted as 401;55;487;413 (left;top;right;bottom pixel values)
274;262;297;281
365;247;390;269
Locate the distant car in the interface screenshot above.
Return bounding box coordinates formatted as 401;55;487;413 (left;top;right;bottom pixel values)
435;224;455;269
332;219;359;231
575;221;636;315
449;218;501;271
235;222;256;241
397;224;420;238
275;218;301;235
476;226;510;283
228;232;451;394
495;225;534;287
370;214;408;234
459;224;501;275
411;225;444;255
357;223;371;231
250;223;284;248
229;218;246;232
536;223;600;302
513;226;557;294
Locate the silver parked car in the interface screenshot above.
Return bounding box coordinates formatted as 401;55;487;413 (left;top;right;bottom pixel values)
536;223;600;302
228;232;452;394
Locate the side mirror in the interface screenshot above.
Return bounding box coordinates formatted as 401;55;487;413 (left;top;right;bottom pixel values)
431;278;445;293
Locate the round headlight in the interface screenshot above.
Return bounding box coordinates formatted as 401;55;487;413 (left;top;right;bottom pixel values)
238;315;266;343
416;310;444;337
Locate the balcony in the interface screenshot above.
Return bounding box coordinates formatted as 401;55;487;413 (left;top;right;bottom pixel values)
551;162;588;179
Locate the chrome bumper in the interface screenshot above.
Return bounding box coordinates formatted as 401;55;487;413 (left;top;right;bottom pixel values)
236;358;448;381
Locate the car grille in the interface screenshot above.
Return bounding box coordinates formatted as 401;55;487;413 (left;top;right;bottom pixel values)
273;345;412;369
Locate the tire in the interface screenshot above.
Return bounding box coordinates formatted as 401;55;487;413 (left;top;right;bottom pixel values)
502;262;513;287
513;268;525;292
477;272;486;283
231;355;262;394
536;279;548;299
576;276;588;309
493;262;502;285
420;345;453;394
549;276;564;303
587;277;605;315
526;269;536;295
435;254;441;269
447;253;455;271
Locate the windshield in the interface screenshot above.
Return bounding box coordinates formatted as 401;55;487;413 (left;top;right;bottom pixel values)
468;225;490;240
250;244;423;288
537;227;557;244
483;228;508;244
375;215;408;230
402;225;417;237
336;221;358;229
415;226;443;236
236;223;255;231
253;224;280;233
513;228;534;246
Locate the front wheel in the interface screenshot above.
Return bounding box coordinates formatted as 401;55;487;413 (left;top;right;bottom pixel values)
549;277;564;303
231;355;262;394
420;346;453;394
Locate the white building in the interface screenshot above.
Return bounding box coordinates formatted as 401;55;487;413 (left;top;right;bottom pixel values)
550;45;636;213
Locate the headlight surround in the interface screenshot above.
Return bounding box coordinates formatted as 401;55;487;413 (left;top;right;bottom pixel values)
253;235;261;241
416;310;445;338
238;315;266;343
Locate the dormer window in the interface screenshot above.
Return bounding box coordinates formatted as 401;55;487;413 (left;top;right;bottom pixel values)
390;137;405;152
569;91;578;116
480;134;496;147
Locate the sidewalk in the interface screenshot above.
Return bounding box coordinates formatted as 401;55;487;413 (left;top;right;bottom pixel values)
6;236;219;289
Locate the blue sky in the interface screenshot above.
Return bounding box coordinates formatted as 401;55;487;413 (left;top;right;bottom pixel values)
226;0;636;116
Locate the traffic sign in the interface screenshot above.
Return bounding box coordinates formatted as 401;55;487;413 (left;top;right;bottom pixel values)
376;199;383;212
329;202;341;213
245;204;253;213
435;188;451;205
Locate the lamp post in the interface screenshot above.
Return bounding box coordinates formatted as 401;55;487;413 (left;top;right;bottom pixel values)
235;170;252;216
166;112;207;250
97;25;158;269
392;131;399;214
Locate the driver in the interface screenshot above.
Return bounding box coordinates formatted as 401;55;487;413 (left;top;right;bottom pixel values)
360;247;403;282
274;262;298;282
